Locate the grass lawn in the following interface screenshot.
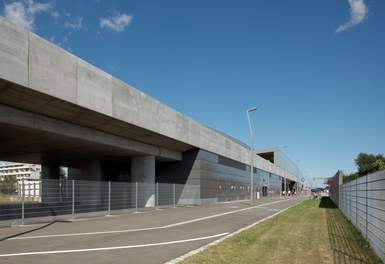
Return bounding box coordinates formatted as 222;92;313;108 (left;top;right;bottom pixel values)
181;197;382;264
0;195;18;204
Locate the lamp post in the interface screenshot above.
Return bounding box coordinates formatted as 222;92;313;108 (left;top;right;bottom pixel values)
296;160;300;195
282;146;288;197
246;106;257;206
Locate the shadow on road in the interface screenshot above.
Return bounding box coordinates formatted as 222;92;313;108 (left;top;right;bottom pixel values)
0;220;71;242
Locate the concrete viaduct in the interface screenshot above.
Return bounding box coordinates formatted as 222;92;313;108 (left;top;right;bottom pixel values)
0;16;302;206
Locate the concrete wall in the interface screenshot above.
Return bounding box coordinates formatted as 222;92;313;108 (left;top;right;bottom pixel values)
338;170;385;262
0;16;299;183
329;170;343;206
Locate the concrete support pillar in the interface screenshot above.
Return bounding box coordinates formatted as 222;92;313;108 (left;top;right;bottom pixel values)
68;167;81;180
80;160;102;206
41;164;60;203
131;155;155;207
80;160;101;181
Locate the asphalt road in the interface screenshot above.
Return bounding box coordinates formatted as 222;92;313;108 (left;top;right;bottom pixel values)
0;196;307;264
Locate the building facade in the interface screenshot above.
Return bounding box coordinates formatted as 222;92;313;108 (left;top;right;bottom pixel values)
0;163;41;181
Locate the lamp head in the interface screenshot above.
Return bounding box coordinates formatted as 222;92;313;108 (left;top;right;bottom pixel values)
247;106;257;112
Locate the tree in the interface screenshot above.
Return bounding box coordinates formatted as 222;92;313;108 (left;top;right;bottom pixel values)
343;172;359;183
372;159;385;171
0;175;17;195
343;153;385;183
355;153;385;176
59;167;67;180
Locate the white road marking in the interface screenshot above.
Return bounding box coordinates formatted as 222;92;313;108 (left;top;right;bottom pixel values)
8;226;163;240
6;198;299;241
167;200;301;264
0;233;229;258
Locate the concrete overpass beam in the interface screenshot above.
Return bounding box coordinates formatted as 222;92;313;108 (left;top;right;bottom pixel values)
41;164;60;203
131;155;155;207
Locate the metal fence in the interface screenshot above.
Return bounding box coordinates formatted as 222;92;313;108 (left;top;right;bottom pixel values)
338;169;385;262
0;179;200;227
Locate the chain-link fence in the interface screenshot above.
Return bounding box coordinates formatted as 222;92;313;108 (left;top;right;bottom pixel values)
0;179;200;226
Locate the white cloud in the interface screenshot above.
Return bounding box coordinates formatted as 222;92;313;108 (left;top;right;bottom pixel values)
3;0;54;31
63;16;83;29
336;0;368;33
100;13;133;32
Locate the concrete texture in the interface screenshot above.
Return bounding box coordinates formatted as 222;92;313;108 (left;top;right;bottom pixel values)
329;170;343;206
0;15;299;184
42;164;60;180
132;156;156;207
80;160;103;205
0;17;28;87
41;164;60;203
333;169;385;262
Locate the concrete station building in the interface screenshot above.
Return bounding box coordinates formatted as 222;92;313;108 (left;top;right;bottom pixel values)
0;16;303;206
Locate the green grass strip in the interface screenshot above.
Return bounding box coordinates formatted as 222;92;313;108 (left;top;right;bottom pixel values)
182;197;382;264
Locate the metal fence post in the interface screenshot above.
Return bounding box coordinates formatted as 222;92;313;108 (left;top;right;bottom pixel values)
188;185;190;207
173;183;176;208
199;185;201;205
135;182;138;213
156;182;159;210
108;181;111;216
365;175;368;240
355;181;358;227
59;180;62;203
72;179;75;220
21;177;25;225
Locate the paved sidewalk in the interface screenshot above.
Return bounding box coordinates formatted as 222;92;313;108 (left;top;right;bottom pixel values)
0;196;307;264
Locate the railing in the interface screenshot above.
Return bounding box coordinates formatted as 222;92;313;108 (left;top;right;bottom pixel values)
0;179;200;227
338;169;385;262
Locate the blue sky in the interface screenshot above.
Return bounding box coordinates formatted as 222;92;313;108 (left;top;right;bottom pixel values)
2;0;385;186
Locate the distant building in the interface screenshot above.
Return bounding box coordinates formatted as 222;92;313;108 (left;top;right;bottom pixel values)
0;163;41;181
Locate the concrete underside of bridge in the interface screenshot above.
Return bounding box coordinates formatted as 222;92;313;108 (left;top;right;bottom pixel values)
0;16;300;206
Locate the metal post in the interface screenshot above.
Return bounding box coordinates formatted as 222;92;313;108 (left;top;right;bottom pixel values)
281;146;288;197
365;175;368;240
355;181;358;227
199;185;201;205
71;180;75;219
108;181;111;216
135;182;138;212
296;177;298;195
283;170;287;198
187;185;190;207
59;180;62;203
21;177;25;225
156;182;159;210
246;106;257;206
173;183;176;208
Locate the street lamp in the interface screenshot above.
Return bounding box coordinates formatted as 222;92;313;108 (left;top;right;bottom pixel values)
282;146;288;197
246;106;257;206
296;160;300;195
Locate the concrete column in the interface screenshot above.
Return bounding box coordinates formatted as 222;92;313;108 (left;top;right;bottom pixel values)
68;167;81;180
41;164;60;203
131;155;155;207
80;160;101;181
80;160;102;206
